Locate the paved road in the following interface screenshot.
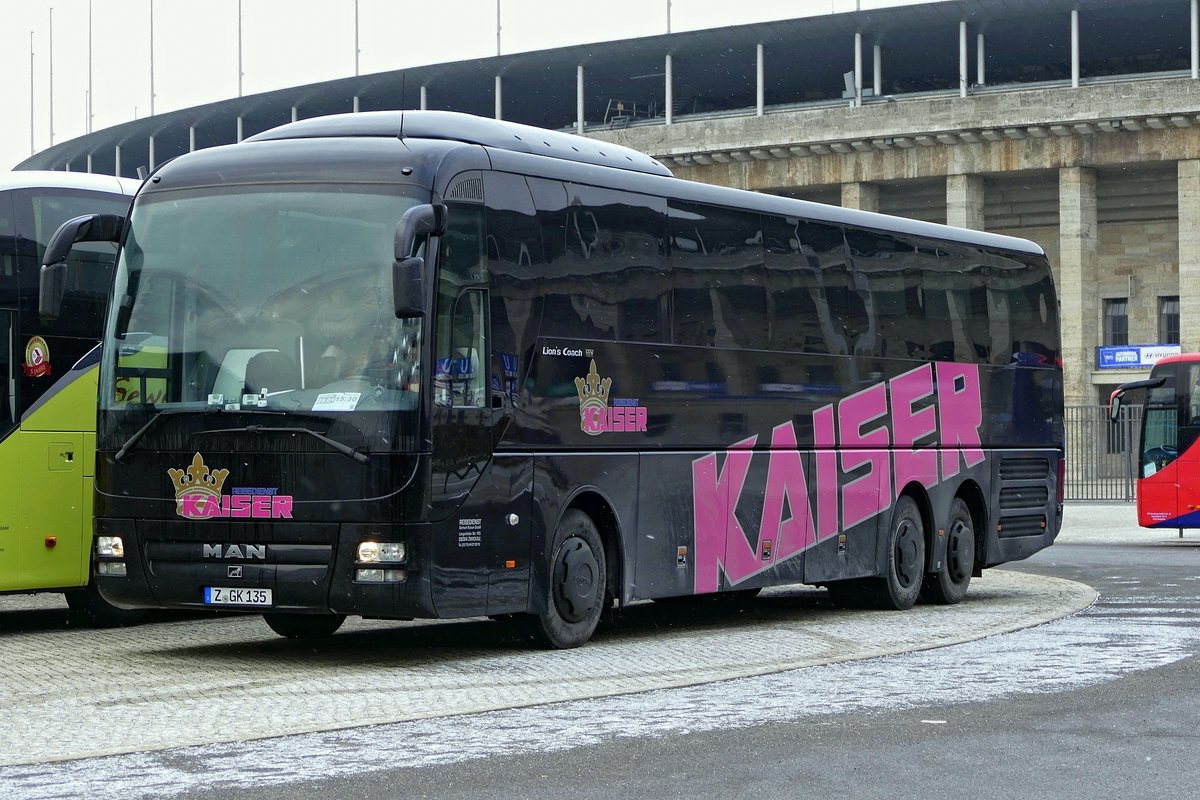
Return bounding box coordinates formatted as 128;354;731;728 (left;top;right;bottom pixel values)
5;504;1187;798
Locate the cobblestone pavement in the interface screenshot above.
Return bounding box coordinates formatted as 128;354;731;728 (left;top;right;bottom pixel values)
0;511;1126;767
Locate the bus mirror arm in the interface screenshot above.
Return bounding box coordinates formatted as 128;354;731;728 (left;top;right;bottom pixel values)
1108;376;1166;422
38;213;125;318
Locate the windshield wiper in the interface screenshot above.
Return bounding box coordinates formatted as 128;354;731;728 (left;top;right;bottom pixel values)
114;406;223;462
194;424;371;465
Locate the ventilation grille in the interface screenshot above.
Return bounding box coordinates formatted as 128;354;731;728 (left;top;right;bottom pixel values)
997;515;1047;539
446;177;484;202
999;457;1050;481
999;486;1050;509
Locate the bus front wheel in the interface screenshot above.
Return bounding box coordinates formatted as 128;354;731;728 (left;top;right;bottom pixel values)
528;509;607;649
921;498;975;605
65;579;145;627
263;612;346;639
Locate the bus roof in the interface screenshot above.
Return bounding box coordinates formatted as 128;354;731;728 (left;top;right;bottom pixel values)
0;170;141;196
247;110;673;178
1150;353;1200;368
221;110;1045;258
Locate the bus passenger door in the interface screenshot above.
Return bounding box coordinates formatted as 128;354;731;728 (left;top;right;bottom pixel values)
16;431;87;590
1173;364;1200;525
0;309;16;588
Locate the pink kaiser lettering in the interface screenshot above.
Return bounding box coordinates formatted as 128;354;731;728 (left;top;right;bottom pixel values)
691;362;987;592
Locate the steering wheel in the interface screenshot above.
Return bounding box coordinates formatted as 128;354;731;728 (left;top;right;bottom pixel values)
1145;446;1178;467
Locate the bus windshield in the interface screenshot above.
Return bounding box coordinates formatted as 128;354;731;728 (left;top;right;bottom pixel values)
100;185;424;415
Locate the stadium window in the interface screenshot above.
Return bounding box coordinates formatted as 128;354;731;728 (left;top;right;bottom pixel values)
1104;298;1129;347
1159;296;1180;345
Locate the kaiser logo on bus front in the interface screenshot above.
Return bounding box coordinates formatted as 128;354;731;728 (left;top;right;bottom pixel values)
574;359;648;435
168;452;294;519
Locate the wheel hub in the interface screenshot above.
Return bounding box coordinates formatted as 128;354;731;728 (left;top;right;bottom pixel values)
552;536;599;623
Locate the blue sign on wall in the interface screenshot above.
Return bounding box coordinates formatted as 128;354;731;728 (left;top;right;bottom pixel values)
1096;344;1181;369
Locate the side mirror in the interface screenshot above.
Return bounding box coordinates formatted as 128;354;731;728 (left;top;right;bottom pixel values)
1108;391;1123;423
392;255;426;318
392;204;447;319
39;213;125;318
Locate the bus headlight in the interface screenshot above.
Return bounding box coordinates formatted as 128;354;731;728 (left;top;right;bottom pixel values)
96;536;125;558
357;541;406;564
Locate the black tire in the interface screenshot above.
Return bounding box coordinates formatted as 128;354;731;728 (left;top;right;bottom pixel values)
65;580;145;628
263;612;346;639
527;509;607;649
921;498;975;605
869;495;926;610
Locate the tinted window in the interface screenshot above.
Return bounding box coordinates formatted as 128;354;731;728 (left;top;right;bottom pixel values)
483;171;543;401
763;217;861;356
668;202;767;349
19;188;129;339
529;178;669;344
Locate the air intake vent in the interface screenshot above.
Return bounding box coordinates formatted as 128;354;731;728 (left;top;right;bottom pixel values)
446;176;484;202
997;514;1047;539
999;457;1050;481
999;486;1050;509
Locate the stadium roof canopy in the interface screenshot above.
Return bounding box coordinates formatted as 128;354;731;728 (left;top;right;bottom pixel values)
19;0;1191;176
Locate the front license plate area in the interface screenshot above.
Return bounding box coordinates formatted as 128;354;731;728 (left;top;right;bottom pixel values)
204;586;273;607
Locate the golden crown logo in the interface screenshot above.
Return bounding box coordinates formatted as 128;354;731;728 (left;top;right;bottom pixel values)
168;453;230;517
574;359;612;435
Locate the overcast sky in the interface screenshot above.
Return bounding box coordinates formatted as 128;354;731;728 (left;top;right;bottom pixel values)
1;0;929;171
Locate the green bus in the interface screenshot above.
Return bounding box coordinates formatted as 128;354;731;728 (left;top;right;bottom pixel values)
0;170;141;624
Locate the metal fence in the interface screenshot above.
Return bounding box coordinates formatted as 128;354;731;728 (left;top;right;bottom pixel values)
1064;404;1141;502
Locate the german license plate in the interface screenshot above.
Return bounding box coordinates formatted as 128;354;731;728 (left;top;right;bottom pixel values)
204;586;273;606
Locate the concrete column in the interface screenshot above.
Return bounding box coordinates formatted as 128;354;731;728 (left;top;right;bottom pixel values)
577;65;585;134
873;44;881;97
1192;0;1198;79
947;174;985;230
977;33;985;86
854;32;863;106
756;43;764;116
1179;161;1200;351
842;182;879;212
665;54;674;124
1059;166;1098;405
959;21;968;97
495;76;502;120
1071;9;1080;88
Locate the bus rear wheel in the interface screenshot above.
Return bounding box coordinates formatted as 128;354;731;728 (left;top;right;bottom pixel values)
921;498;975;605
870;495;925;610
263;612;346;639
528;509;606;649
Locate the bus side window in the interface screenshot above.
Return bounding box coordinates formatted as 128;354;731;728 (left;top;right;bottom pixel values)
483;171;544;404
435;196;487;407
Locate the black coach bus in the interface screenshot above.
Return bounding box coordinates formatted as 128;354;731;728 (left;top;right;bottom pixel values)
42;111;1064;648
